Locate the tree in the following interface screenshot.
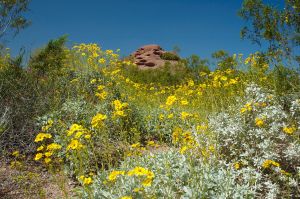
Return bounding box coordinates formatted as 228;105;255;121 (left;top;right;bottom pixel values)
0;0;30;43
239;0;300;62
29;36;68;77
185;54;210;72
212;50;238;70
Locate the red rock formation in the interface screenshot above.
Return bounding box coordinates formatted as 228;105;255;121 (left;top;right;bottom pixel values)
131;44;178;69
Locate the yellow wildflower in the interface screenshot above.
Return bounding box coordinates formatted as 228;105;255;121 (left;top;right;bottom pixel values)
114;110;126;117
181;100;189;105
91;113;107;129
34;153;43;161
196;125;208;132
255;118;265;127
220;76;228;81
37;145;44;151
105;50;113;54
75;131;84;138
131;142;140;148
167;113;174;119
67;139;83;151
98;58;106;64
165;95;177;106
127;167;148;176
120;196;132;199
142;177;153;187
280;169;291;176
44;158;51;164
66;124;87;137
95;91;107;100
84;134;91;139
82;177;93;185
107;170;125;181
146;141;156;147
12;151;19;157
188;79;195;87
44;151;53;157
240;103;252;113
159;114;164;120
133;187;144;192
41;119;53;131
234;162;240;170
181;112;191;120
90;79;97;84
46;143;62;151
283;125;297;135
199;71;207;76
262;160;280;169
145;170;155;179
97;85;105;90
179;146;188;154
34;133;52;142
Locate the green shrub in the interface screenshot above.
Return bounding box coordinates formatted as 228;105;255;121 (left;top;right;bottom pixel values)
160;52;180;61
120;62;191;86
0;56;38;154
29;36;68;77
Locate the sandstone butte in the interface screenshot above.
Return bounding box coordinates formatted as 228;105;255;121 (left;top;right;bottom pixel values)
130;44;179;70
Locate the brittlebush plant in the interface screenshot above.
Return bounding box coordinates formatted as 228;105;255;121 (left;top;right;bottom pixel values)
23;43;300;198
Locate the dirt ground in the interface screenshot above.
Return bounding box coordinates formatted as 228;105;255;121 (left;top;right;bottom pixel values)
0;159;75;199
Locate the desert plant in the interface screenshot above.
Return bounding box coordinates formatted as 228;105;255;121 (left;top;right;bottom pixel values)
160;52;180;61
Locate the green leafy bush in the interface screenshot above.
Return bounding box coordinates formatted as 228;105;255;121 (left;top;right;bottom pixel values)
120;62;191;86
160;52;180;61
29;36;68;77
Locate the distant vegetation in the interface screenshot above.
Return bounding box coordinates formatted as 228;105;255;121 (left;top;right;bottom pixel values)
160;52;180;61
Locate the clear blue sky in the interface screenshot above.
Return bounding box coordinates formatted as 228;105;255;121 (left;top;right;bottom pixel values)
7;0;283;60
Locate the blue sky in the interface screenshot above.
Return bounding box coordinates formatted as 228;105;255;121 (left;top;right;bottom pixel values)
7;0;283;59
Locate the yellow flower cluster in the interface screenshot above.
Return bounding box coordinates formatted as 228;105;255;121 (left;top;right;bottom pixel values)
79;175;93;185
95;84;108;100
196;124;208;133
180;111;193;120
244;53;269;71
73;43;120;69
255;117;265;127
240;103;252;113
107;166;155;188
283;125;297;135
128;167;155;187
66;124;91;151
165;95;177;106
12;150;19;157
172;127;197;154
34;132;62;164
91;113;107;129
107;170;125;181
126;141;158;157
42;119;54;131
120;196;132;199
47;143;62;151
67;139;84;151
262;159;280;169
234;162;241;170
34;133;52;142
112;99;129;117
207;69;239;88
66;123;90;138
127;142;145;157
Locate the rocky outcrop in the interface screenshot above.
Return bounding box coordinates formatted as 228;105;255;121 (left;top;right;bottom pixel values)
131;44;179;69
